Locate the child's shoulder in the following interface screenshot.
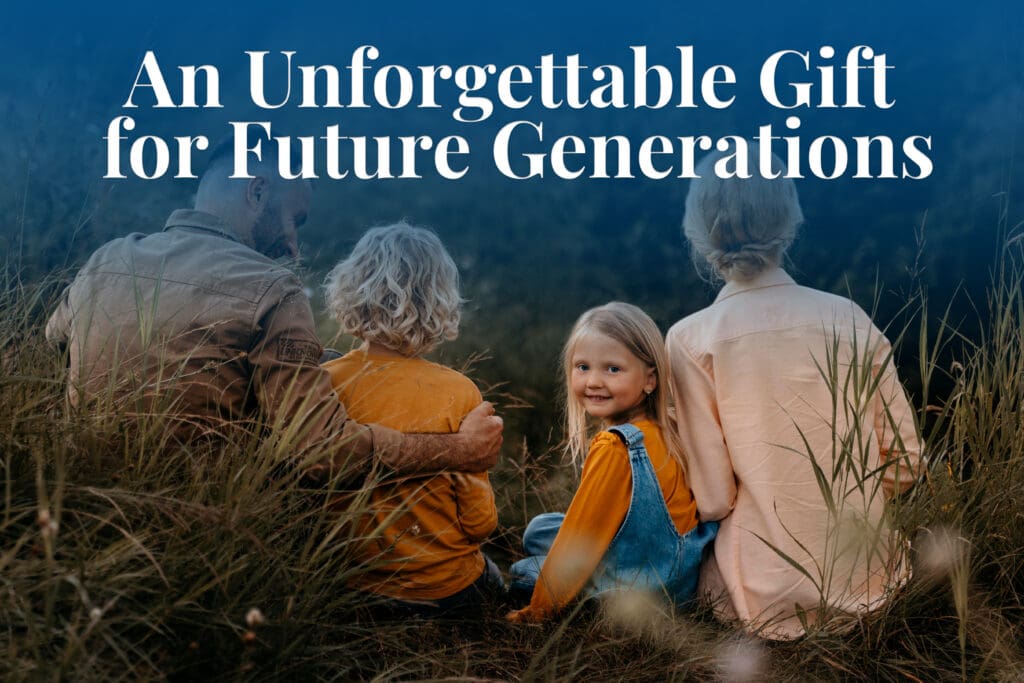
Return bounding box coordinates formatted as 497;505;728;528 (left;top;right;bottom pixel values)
592;420;663;451
589;429;632;455
413;358;481;396
324;351;479;398
323;348;379;370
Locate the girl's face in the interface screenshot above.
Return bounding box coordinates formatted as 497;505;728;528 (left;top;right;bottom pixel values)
570;332;656;424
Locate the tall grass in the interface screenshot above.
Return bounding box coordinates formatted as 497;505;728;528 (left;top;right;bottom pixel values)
3;247;1024;681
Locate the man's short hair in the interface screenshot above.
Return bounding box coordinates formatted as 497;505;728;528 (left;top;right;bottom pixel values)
200;128;302;182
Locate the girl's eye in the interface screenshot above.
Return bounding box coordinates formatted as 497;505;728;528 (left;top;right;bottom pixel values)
607;365;621;373
576;363;589;372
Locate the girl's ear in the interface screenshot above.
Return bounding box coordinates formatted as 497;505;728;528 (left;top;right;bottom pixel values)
644;367;657;395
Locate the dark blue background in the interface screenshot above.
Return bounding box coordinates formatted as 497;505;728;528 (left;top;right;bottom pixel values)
2;0;1022;439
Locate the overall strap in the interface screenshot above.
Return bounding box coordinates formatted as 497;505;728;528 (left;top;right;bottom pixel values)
593;421;686;598
607;423;644;451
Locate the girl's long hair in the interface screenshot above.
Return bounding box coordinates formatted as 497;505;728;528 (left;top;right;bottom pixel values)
562;302;688;473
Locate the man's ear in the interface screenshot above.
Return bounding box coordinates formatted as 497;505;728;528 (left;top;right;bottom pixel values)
246;176;269;211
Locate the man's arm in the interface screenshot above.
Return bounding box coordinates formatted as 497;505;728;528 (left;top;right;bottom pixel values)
252;277;502;478
378;401;503;474
250;279;402;475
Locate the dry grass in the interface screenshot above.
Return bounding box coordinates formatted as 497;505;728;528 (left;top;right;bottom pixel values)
3;246;1024;681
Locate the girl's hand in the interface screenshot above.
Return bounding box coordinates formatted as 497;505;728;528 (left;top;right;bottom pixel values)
506;607;543;624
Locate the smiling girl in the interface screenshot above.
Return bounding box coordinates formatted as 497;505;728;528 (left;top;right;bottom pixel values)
507;302;717;622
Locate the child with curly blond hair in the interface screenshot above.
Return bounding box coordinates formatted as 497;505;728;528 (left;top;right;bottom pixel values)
323;222;503;615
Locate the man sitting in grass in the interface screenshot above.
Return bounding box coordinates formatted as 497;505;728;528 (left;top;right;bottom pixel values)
45;140;502;479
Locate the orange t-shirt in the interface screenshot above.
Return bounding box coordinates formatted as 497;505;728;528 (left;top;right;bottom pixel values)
324;348;496;601
514;419;698;620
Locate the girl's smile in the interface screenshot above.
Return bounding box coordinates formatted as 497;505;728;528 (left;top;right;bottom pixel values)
570;332;656;423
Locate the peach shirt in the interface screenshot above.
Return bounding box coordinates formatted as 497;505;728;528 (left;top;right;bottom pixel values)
666;268;922;639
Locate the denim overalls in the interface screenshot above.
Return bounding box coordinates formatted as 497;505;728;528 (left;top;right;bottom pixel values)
510;423;718;605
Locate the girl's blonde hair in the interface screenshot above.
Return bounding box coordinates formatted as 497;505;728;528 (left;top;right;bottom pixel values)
323;222;462;356
562;302;687;473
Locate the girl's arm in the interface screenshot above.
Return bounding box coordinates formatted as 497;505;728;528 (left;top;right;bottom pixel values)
453;472;498;541
665;325;737;521
508;433;631;622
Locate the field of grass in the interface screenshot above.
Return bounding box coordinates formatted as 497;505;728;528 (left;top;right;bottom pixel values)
2;237;1024;681
3;9;1023;677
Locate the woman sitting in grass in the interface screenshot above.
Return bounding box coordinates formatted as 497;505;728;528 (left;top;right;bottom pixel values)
666;144;923;639
322;222;504;616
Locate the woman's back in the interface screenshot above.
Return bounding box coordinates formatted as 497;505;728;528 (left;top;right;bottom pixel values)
667;267;922;638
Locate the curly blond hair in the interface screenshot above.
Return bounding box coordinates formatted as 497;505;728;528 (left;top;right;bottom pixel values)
323;222;462;356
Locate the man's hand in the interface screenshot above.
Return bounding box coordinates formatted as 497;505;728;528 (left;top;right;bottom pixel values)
457;401;503;471
383;401;503;475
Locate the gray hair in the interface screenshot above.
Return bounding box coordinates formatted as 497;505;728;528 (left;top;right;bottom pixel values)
323;222;462;356
683;143;803;281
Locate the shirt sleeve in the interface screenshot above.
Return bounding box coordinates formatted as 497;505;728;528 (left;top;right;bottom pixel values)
450;381;496;540
248;275;403;474
453;472;498;541
518;432;632;620
872;335;924;496
45;286;72;347
666;324;737;521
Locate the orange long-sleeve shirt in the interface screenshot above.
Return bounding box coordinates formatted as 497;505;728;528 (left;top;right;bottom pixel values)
512;419;698;621
324;348;497;601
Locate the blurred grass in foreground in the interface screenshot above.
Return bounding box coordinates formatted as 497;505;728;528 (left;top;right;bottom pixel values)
2;242;1024;681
